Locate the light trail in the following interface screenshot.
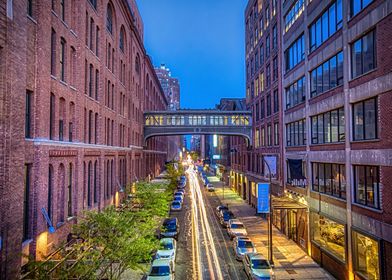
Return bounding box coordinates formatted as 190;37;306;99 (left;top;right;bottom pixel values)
187;166;224;280
190;171;202;280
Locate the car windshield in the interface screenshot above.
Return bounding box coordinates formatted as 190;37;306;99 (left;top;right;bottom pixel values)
223;212;233;218
160;242;173;250
231;223;244;229
238;240;253;248
174;197;182;201
252;259;270;269
149;266;170;276
172;201;180;206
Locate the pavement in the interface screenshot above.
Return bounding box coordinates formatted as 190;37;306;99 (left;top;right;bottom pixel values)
207;175;335;280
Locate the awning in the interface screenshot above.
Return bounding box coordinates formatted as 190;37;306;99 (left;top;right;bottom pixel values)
272;196;307;210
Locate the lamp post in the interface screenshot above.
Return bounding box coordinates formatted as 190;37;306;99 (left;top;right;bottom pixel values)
263;158;274;266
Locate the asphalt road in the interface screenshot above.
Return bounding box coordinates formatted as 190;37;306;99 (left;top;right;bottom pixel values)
172;167;247;280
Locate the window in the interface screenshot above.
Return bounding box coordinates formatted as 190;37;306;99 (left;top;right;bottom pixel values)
284;0;304;32
88;110;93;143
312;162;346;198
261;127;265;146
95;70;99;100
94;161;98;203
255;52;259;70
135;54;141;74
351;0;373;16
266;64;271;87
50;93;55;140
273;89;279;113
273;57;278;81
354;165;380;209
286;119;306;146
89;18;94;50
311;212;346;262
87;162;92;207
25;90;32;138
88;0;97;9
311;107;345;144
255;103;260;121
120;27;125;52
309;0;343;52
23;164;31;241
266;34;270;58
352;231;380;280
260;98;265;119
106;3;113;34
89;64;93;97
60;0;65;21
351;31;376;78
28;0;33;17
353;97;377;141
267;124;272;146
286;76;305;109
67;164;73;217
255;129;260;147
266;94;271;116
60;38;66;81
260;44;264;65
95;26;99;56
272;24;277;49
310;51;343;97
51;29;56;76
285;34;304;71
48;165;54;220
274;122;279;145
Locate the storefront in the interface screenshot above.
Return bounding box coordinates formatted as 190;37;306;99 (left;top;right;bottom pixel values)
310;211;347;280
272;197;308;251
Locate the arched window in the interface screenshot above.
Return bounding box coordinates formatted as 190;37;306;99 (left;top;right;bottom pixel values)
119;26;125;52
67;163;73;217
94;161;98;203
135;53;141;74
88;161;92;207
48;165;54;220
106;3;113;34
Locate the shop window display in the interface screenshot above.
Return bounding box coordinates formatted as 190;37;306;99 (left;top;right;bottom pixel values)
311;212;346;262
353;231;380;280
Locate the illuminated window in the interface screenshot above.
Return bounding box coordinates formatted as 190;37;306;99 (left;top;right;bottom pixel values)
311;212;346;262
353;231;380;280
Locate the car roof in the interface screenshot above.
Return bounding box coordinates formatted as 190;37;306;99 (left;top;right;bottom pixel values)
230;219;242;223
152;259;171;266
164;218;177;223
160;238;174;244
247;252;267;260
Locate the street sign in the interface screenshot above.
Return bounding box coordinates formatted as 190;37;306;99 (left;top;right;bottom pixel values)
257;183;270;213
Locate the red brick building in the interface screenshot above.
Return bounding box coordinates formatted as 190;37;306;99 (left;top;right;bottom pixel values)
0;0;172;278
282;0;392;279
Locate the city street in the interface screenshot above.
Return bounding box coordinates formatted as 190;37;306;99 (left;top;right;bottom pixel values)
172;167;246;280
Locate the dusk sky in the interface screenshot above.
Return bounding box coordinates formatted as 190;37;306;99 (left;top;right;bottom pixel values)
138;0;247;109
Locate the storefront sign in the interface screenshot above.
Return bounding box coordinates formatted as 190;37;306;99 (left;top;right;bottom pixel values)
212;155;221;160
257;183;270;213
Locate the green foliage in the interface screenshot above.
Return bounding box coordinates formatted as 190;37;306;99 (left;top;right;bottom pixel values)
190;151;199;162
165;161;183;191
23;181;171;280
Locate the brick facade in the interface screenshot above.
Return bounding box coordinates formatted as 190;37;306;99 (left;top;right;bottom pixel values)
0;1;173;278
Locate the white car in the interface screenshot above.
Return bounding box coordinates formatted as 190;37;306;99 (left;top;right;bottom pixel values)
206;183;215;192
227;219;248;239
156;238;176;264
147;259;175;280
233;237;256;260
243;253;274;280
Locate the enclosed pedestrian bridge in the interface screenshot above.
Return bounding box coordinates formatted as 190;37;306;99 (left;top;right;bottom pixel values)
144;110;252;146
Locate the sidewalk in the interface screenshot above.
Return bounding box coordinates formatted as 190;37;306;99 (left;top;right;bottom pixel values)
208;176;335;280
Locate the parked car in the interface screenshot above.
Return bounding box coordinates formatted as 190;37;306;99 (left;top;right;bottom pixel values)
156;238;176;263
147;259;175;280
174;191;184;198
233;237;256;260
170;201;182;211
173;195;183;203
160;218;179;239
243;253;274;280
219;210;235;227
227;219;248;239
215;205;229;217
206;183;215;192
176;189;185;195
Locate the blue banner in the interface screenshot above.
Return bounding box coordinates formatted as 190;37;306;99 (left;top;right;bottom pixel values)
257;183;270;213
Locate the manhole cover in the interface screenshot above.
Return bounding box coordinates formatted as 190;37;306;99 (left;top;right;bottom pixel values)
286;269;297;275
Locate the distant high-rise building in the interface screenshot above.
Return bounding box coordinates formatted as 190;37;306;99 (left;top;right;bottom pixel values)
155;64;180;110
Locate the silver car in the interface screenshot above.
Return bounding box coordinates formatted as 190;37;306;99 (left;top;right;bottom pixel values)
227;219;248;239
233;237;256;260
243;253;274;280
